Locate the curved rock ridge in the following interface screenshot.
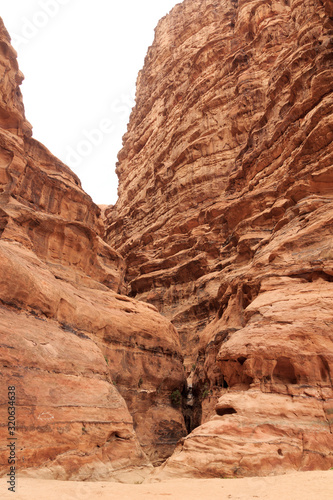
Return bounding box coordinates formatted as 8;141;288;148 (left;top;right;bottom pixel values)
0;17;186;480
105;0;333;477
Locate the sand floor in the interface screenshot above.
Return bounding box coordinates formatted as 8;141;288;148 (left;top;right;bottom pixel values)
0;471;332;500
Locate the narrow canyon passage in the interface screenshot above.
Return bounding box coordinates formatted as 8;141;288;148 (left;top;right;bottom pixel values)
1;0;333;482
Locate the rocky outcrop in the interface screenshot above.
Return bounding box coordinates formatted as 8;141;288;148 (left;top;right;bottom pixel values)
0;17;186;480
0;303;151;482
148;391;333;480
0;22;32;139
1;0;333;480
106;0;333;477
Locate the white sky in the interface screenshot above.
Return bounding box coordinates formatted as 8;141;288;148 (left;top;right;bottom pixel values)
0;0;180;205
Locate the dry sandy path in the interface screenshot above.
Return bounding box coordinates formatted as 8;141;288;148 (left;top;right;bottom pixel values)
1;471;332;499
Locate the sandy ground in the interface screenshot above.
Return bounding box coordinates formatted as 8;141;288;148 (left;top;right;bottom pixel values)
0;471;332;500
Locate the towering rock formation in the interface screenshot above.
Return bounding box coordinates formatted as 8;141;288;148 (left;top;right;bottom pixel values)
1;0;333;481
0;18;186;480
105;0;333;477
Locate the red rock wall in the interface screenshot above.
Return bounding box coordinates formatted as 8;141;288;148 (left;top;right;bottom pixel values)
0;17;186;479
0;20;32;139
106;0;333;477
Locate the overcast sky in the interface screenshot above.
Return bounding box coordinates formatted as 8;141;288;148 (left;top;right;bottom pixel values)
0;0;179;205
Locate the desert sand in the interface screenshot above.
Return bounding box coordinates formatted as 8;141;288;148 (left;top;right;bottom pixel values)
1;471;332;500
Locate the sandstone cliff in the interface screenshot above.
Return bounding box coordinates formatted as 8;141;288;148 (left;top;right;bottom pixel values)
105;0;333;478
0;17;186;480
1;0;333;481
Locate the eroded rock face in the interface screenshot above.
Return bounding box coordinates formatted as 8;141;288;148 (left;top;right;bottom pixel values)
0;20;32;139
148;391;333;480
106;0;333;477
0;17;186;479
0;304;151;482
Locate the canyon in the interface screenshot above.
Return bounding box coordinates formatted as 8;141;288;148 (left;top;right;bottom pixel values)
1;0;333;483
0;16;186;481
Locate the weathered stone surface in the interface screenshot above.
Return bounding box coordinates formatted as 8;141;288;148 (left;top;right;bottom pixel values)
148;391;333;480
0;304;151;482
106;0;333;364
105;0;333;477
0;19;32;139
1;0;333;480
0;17;186;479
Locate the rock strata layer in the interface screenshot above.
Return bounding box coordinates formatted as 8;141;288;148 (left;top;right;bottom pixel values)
105;0;333;477
0;17;186;480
